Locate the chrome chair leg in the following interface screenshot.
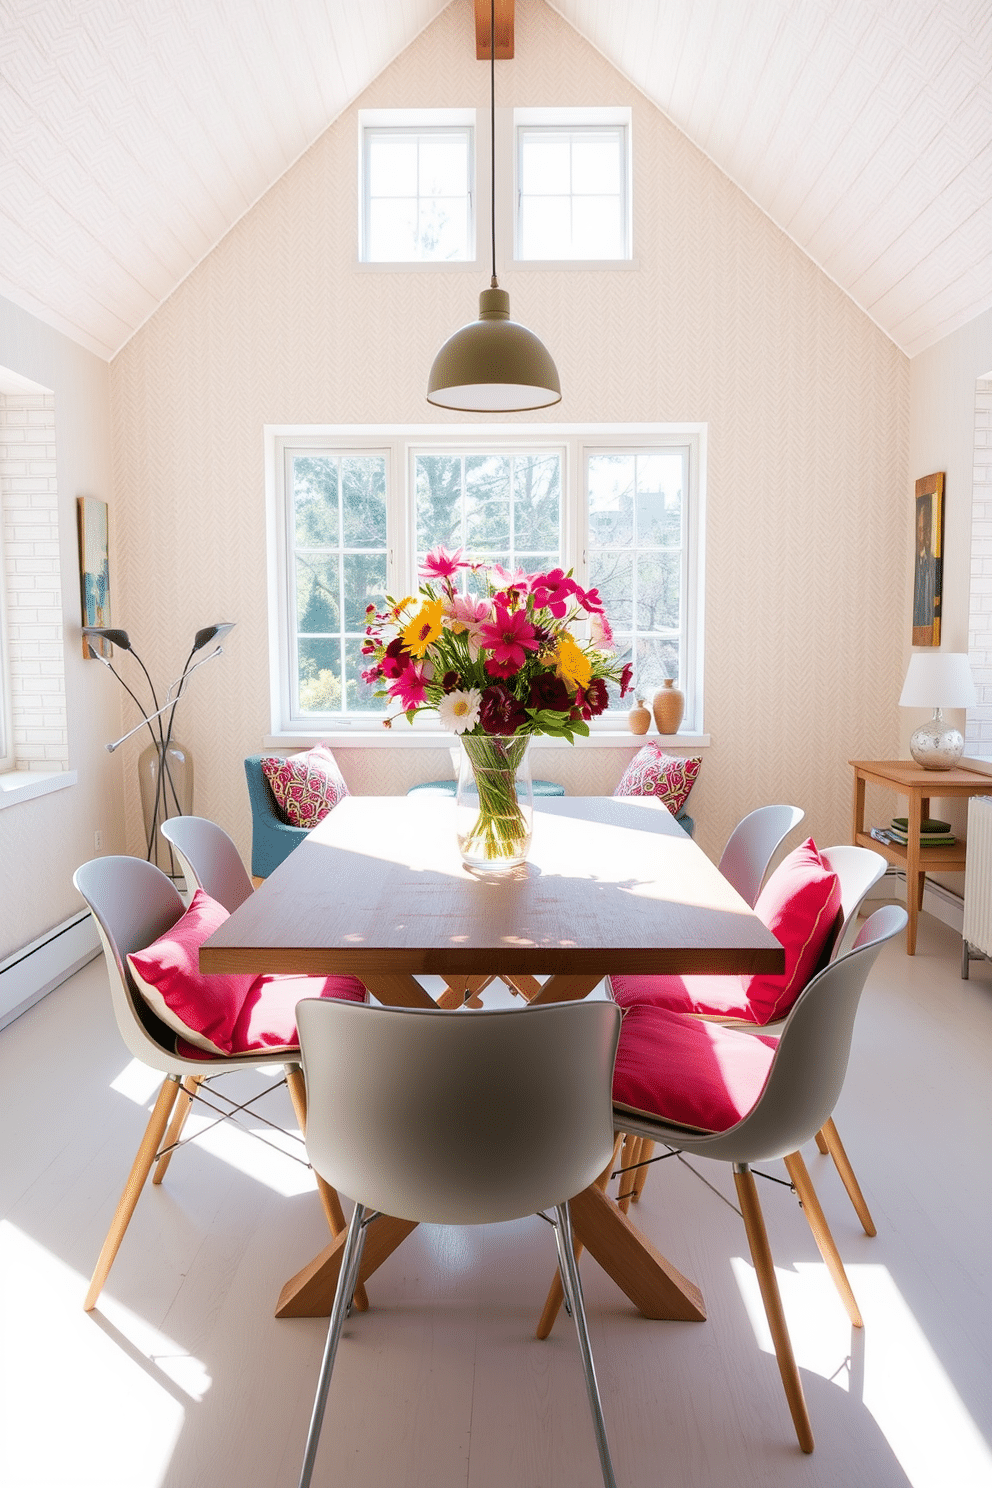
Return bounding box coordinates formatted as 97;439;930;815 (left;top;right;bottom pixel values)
298;1203;371;1488
552;1201;618;1488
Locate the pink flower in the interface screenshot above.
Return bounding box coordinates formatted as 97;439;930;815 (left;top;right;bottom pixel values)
589;610;614;650
380;637;410;679
387;660;431;710
576;583;605;615
477;603;540;676
528;568;580;619
420;545;465;581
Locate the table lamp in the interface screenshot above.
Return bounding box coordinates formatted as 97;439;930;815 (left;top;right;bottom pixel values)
898;651;976;769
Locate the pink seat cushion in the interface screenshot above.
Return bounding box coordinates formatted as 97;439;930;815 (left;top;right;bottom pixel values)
127;888;365;1057
261;744;348;829
613;1003;778;1132
610;837;841;1026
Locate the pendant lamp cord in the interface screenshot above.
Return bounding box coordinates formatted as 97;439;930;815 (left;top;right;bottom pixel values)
490;0;497;288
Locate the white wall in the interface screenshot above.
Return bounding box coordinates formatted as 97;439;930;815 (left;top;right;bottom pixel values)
0;293;121;962
110;0;909;868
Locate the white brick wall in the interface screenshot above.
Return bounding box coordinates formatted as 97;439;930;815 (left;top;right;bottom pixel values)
967;379;992;755
0;393;69;772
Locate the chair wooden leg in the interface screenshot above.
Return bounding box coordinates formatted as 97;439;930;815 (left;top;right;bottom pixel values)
818;1117;876;1237
285;1066;368;1313
152;1075;200;1184
631;1138;655;1201
783;1152;862;1327
733;1164;814;1454
536;1135;622;1339
616;1135;641;1214
84;1075;182;1311
814;1129;829;1155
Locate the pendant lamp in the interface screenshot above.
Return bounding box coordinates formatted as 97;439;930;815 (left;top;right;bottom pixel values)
427;0;561;412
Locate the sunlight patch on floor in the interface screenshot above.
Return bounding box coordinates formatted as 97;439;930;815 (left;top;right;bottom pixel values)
0;1220;195;1488
732;1257;992;1488
180;1114;316;1197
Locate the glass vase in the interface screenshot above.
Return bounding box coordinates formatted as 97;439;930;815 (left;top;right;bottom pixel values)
456;734;533;872
139;739;193;873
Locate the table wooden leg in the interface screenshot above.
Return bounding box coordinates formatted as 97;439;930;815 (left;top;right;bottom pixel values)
566;1184;706;1322
528;972;604;1005
907;790;923;954
275;1215;420;1318
361;972;440;1009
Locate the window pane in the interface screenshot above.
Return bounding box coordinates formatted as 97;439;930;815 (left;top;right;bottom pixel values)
571;197;623;259
419;136;468;196
572;136;621;194
296;556;340;633
635;454;683;544
368;136;417;195
466;455;510;550
520;134;570;194
416;455;463;550
588;455;634;546
513;455;560;550
298;638;342;713
344;636;383;713
589;550;633;630
637;551;680;632
343;552;387;630
418;198;468;261
520;196;570;260
341;456;386;547
635;636;679;693
369;199;417;261
293;457;338;547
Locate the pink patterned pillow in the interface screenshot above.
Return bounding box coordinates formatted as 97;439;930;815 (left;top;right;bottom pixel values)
261;744;348;829
127;888;365;1056
613;743;701;816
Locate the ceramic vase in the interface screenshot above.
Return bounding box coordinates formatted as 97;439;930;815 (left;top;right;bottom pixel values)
652;680;684;735
628;698;651;735
455;735;533;872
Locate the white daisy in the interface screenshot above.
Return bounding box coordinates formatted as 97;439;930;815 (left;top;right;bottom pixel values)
439;688;482;734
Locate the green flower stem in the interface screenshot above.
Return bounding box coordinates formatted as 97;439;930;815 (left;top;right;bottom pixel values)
458;734;531;862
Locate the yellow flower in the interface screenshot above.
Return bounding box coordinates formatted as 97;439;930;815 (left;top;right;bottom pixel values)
402;598;444;658
556;634;593;691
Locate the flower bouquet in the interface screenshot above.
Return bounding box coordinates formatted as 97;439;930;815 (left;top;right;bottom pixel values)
362;548;633;869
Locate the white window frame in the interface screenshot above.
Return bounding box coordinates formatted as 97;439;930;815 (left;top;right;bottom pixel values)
513;107;632;266
358;109;479;268
265;424;705;740
0;531;11;772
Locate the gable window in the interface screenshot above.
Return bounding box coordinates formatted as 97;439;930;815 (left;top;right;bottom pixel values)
268;426;702;735
515;111;630;262
361;114;475;264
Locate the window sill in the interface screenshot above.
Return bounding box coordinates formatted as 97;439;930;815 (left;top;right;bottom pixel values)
0;768;77;808
264;730;710;752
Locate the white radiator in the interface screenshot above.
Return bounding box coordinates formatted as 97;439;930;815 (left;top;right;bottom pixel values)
962;796;992;957
0;910;100;1032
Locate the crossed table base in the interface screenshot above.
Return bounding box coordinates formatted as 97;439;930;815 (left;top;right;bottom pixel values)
274;969;705;1323
199;794;783;1328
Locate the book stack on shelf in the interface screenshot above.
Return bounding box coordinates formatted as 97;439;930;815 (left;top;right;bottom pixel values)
870;817;956;847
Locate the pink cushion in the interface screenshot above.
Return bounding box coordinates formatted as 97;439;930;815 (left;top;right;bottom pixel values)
612;744;701;816
613;1003;778;1132
127;888;365;1057
610;838;842;1026
261;744;348;829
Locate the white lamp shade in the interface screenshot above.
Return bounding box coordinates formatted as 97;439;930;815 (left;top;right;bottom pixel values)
899;651;977;709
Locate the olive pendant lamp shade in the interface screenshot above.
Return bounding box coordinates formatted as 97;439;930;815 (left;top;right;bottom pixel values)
427;285;561;412
426;0;560;413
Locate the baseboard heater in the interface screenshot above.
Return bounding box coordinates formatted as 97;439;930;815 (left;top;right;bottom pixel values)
874;866;964;935
0;909;100;1032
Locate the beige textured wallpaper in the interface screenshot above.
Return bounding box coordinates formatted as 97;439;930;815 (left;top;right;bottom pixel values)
110;0;909;870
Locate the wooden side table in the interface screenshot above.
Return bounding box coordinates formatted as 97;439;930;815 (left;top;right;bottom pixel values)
850;759;992;954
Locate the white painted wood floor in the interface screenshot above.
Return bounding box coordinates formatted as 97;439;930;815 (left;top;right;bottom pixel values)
2;913;991;1488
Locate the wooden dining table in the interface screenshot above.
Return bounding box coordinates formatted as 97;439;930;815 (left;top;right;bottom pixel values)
200;792;784;1322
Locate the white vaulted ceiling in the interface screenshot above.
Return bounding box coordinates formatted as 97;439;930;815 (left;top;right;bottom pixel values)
1;0;990;360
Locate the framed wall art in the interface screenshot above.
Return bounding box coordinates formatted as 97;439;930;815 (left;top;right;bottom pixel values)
77;496;112;658
912;472;944;647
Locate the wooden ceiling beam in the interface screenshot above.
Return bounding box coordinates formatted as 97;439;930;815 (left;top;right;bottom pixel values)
475;0;514;59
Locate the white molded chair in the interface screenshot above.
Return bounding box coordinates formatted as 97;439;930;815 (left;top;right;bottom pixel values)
73;855;355;1312
161;815;253;912
717;804;806;907
612;904;907;1453
294;997;623;1488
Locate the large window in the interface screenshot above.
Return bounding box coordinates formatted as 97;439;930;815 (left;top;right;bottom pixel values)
268;426;703;733
361;116;474;264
